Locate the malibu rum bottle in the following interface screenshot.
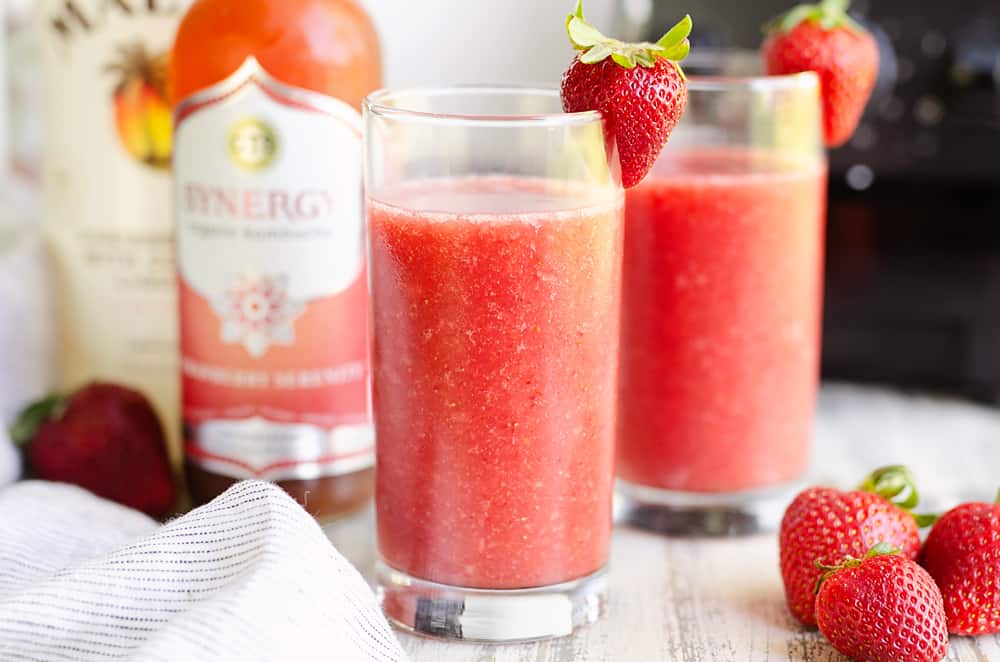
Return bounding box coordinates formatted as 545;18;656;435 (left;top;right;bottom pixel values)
170;0;380;517
37;0;190;468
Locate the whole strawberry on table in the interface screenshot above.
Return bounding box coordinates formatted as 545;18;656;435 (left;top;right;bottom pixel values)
762;0;879;147
921;492;1000;636
10;382;176;518
815;542;948;662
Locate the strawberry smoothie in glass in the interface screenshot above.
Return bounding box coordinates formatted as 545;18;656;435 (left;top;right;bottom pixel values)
616;71;828;535
365;88;623;642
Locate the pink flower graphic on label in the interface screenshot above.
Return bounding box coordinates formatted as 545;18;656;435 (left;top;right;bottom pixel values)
215;272;304;357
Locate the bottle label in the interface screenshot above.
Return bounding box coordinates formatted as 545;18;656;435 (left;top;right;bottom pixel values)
174;57;372;481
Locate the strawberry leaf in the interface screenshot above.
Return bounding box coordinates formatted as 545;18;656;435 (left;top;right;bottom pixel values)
580;44;613;64
565;0;593;51
568;17;607;50
820;0;849;13
780;5;820;32
661;40;690;62
657;14;693;50
10;394;66;446
635;50;657;67
612;52;637;69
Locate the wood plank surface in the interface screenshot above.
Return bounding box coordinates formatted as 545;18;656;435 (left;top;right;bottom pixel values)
325;383;1000;661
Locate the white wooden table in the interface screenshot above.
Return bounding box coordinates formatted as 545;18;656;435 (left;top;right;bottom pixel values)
325;383;1000;661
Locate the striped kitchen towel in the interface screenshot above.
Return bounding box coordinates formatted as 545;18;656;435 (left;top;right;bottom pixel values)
0;480;407;662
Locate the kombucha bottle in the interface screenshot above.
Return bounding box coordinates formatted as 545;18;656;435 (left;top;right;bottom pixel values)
169;0;380;518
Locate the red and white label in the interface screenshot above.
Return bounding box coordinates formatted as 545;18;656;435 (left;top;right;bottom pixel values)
174;57;372;481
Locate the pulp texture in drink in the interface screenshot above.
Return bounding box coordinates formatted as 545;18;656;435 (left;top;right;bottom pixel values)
618;148;826;493
370;176;623;589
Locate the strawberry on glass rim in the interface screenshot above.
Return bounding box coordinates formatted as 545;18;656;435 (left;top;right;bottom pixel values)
762;0;879;148
560;1;692;188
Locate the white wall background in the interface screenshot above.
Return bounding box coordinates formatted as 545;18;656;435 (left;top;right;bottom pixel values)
0;0;9;172
359;0;618;88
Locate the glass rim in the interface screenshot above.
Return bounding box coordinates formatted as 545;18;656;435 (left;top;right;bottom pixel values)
686;70;820;92
363;85;604;128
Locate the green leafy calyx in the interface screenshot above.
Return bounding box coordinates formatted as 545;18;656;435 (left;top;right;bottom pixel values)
763;0;865;35
813;542;899;594
567;1;691;79
9;394;66;446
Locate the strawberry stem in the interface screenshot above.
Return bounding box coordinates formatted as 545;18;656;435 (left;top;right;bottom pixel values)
566;1;692;78
859;465;920;509
857;465;938;528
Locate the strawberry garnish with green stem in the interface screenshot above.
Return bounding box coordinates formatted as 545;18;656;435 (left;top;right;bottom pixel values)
815;543;948;662
920;489;1000;635
779;465;937;625
762;0;879;147
561;1;691;188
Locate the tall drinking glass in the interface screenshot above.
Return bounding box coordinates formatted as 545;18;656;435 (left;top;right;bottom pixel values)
615;72;827;535
364;88;623;642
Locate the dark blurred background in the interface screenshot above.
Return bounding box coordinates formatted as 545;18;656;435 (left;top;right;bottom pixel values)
643;0;1000;400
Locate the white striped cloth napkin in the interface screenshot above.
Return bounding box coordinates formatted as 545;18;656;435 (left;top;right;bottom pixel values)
0;480;407;661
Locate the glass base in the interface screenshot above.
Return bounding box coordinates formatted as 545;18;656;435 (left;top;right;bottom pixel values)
614;478;804;536
376;561;607;643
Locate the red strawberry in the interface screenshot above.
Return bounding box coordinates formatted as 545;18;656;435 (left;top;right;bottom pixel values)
560;1;690;188
920;493;1000;635
815;544;948;662
780;465;933;625
10;383;176;517
762;0;879;147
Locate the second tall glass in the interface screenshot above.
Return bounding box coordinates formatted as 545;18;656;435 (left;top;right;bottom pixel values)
364;88;624;642
616;71;828;535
